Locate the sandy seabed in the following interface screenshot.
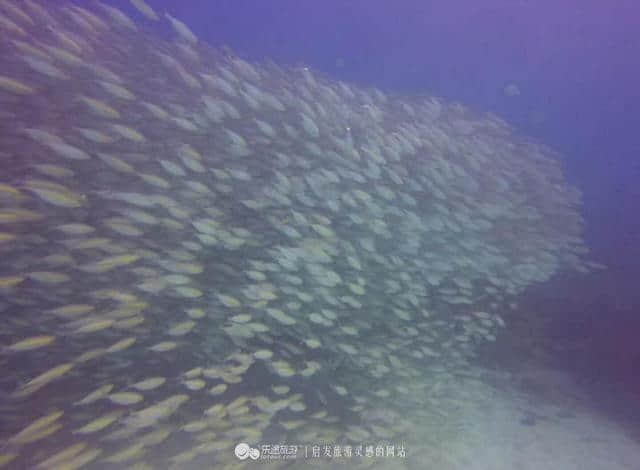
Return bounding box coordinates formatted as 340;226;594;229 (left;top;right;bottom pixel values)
395;367;640;470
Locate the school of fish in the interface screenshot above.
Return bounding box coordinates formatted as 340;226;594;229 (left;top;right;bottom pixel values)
0;0;598;468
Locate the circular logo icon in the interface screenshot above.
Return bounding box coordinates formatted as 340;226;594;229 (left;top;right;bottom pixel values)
235;443;250;460
249;447;260;460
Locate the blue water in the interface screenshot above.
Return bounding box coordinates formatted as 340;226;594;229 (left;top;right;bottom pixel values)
109;0;640;274
113;0;640;416
67;0;640;460
0;2;637;467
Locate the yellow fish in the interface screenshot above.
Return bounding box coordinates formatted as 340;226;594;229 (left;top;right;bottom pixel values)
0;276;24;288
0;75;35;95
109;392;143;405
78;95;120;118
5;335;55;352
73;410;123;434
9;410;63;445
